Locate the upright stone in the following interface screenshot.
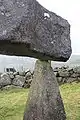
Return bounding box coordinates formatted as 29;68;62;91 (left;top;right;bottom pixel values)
24;60;66;120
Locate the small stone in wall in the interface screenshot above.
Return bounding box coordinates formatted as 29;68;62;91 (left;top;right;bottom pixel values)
24;79;32;88
67;77;77;83
62;77;77;83
8;72;14;80
0;73;11;87
73;67;80;74
71;73;80;78
58;70;70;77
25;71;32;80
12;75;25;87
57;77;63;84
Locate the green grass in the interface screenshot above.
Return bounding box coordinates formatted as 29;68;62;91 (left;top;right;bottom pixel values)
0;88;29;120
60;82;80;120
0;82;80;120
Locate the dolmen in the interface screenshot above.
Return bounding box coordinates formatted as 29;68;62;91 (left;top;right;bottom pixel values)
0;0;72;120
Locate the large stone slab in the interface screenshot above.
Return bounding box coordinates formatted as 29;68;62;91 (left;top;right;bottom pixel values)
12;75;25;87
0;0;71;61
0;73;11;87
23;60;66;120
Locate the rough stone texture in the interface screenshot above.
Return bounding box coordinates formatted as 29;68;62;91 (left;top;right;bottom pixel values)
0;73;11;87
12;75;25;87
73;67;80;74
13;71;19;76
71;73;80;78
58;77;67;84
25;71;32;80
8;72;14;80
0;0;71;61
0;70;33;89
57;77;63;84
66;77;77;83
67;68;74;76
57;77;77;84
53;66;80;84
24;60;66;120
57;70;70;77
24;79;32;88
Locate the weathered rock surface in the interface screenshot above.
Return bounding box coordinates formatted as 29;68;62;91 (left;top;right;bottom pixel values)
71;73;80;78
0;0;71;61
66;77;77;83
0;69;33;89
12;75;25;87
25;71;32;80
54;66;80;84
24;79;32;88
57;77;63;84
57;70;70;77
24;60;66;120
8;72;14;80
0;73;11;87
73;67;80;74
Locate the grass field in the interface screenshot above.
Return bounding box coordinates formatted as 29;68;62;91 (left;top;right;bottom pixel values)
0;82;80;120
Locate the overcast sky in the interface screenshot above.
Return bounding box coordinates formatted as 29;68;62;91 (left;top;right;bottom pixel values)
38;0;80;55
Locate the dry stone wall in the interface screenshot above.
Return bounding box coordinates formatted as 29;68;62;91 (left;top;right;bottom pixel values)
0;66;80;89
53;66;80;84
0;70;33;89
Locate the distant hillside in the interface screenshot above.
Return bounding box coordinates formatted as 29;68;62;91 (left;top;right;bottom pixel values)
67;55;80;65
0;54;80;72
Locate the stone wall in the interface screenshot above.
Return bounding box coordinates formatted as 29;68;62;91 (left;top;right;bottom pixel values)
53;66;80;84
0;70;33;90
0;66;80;90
